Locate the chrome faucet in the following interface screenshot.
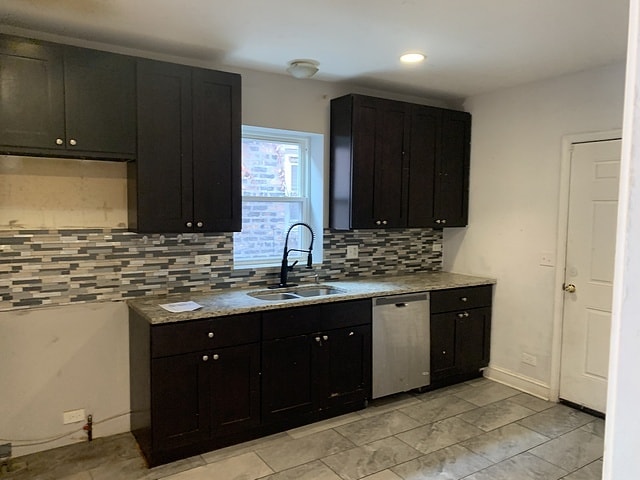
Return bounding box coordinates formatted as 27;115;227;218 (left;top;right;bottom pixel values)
272;222;315;288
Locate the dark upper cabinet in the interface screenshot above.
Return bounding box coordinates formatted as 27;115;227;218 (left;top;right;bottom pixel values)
131;59;241;233
330;94;471;229
0;34;135;159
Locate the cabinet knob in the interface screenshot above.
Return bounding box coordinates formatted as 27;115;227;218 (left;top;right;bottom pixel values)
208;332;214;338
55;138;64;145
213;354;219;360
382;220;388;225
69;139;77;146
322;335;329;341
441;219;447;224
186;222;193;228
458;312;470;318
460;297;468;302
442;350;447;355
348;331;354;336
376;220;381;225
435;219;441;224
202;355;209;361
196;221;203;228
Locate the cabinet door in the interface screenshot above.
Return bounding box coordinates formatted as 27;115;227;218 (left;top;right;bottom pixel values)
64;47;136;157
210;343;260;436
430;312;457;380
351;96;408;228
407;105;441;227
134;59;193;232
151;352;210;450
434;109;470;227
192;68;241;232
262;335;316;423
318;324;371;410
455;307;491;375
0;35;64;150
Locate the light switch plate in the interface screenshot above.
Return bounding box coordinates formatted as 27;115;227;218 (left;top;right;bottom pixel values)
346;245;359;259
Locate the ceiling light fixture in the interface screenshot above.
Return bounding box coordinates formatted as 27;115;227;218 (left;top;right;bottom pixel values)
400;52;426;64
287;59;320;79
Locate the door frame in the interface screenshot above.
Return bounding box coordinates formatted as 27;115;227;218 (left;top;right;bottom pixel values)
549;129;622;402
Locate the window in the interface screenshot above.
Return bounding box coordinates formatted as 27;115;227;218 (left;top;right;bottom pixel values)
233;126;323;268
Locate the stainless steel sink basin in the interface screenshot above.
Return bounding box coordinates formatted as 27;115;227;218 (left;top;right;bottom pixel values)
294;286;345;297
248;292;300;301
248;285;346;301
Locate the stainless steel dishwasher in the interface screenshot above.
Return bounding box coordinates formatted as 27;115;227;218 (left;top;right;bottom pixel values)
372;292;430;399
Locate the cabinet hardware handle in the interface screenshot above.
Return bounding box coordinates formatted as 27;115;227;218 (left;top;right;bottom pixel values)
465;312;469;317
213;354;219;360
208;332;214;338
322;335;328;341
55;138;64;145
202;355;209;361
186;221;193;228
196;221;203;228
458;313;464;318
460;297;468;302
315;336;321;343
348;331;354;336
69;139;77;146
441;219;447;224
382;220;387;225
376;220;381;225
436;219;441;224
442;350;447;355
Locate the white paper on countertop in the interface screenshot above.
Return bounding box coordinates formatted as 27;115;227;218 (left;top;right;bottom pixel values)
159;301;203;313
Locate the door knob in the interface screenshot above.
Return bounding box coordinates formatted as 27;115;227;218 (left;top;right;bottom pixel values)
563;283;576;293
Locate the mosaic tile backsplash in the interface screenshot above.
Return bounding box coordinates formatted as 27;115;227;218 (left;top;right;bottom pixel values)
0;228;442;311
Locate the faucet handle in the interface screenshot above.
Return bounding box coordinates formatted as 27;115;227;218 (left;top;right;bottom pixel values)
287;260;299;271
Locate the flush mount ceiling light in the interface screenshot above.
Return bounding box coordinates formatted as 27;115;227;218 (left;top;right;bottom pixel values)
400;52;426;64
287;59;320;79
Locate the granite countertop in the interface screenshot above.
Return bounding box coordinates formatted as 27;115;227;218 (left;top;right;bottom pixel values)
128;272;496;325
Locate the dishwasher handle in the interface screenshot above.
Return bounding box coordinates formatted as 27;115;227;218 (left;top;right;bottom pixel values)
373;292;429;307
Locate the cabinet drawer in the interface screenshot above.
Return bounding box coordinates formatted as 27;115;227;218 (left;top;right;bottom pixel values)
321;299;371;330
263;305;322;340
430;285;492;313
152;313;260;358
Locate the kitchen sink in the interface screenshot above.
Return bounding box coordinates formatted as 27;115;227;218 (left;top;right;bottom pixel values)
293;286;345;297
249;292;300;301
248;285;346;301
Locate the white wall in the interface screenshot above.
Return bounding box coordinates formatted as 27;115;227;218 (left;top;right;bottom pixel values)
0;302;130;456
444;62;626;396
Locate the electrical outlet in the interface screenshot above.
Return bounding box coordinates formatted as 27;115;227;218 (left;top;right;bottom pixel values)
63;409;85;425
194;254;211;265
539;251;555;267
346;245;359;259
521;352;538;366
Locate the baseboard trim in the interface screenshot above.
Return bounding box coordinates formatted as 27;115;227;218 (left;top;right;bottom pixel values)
484;365;551;400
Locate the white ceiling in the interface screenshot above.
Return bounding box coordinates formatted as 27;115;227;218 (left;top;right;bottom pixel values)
0;0;631;102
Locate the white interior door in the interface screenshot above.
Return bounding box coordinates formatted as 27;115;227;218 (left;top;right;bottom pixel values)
559;139;621;413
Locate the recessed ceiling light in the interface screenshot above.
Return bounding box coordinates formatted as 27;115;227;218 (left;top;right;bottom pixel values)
400;52;426;64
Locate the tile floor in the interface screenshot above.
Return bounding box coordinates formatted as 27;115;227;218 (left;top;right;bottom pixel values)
2;379;604;480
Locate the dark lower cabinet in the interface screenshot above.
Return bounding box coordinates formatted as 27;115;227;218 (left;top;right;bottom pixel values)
430;285;492;385
130;299;371;467
262;301;372;426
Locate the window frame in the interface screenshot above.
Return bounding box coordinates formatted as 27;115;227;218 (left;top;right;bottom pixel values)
233;126;323;270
